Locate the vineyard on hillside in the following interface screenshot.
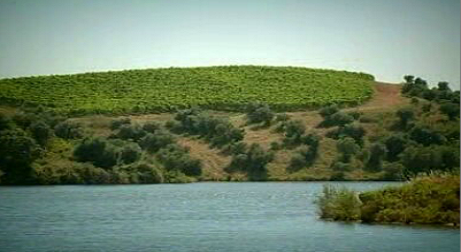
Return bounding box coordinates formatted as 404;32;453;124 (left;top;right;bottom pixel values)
0;66;374;115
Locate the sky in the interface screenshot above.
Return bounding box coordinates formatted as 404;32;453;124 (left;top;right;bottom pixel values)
0;0;460;89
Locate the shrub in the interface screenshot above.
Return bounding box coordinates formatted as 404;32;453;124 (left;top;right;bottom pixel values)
131;162;164;184
365;143;387;172
336;137;360;163
347;111;362;120
319;104;339;118
0;113;12;131
73;137;119;169
439;102;460;121
119;143;142;164
54;121;84;139
110;117;131;130
12;112;38;129
326;123;366;146
383;134;407;162
400;145;460;175
288;144;319;171
356;174;460;225
270;141;282;151
382;162;404;181
0;129;42;184
142;122;162;134
246;103;274;125
395;108;415;130
157;144;202;176
29;120;53;146
275;113;290;122
282;120;306;146
409;126;446;146
227;143;274;179
114;124;146;141
319;111;354;128
139;130;175;153
330;161;352;172
172;109;244;148
316;185;361;221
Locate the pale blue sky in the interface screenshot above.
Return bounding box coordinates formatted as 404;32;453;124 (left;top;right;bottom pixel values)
0;0;459;88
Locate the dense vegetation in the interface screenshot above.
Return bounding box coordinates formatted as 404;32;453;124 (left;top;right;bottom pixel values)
317;174;460;225
0;66;374;115
0;107;202;185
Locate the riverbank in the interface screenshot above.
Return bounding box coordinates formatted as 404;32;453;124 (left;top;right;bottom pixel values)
317;174;460;226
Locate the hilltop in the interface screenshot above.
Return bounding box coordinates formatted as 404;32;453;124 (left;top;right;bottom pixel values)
0;66;374;115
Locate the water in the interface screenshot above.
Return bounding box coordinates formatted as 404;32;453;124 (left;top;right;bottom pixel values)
0;182;459;252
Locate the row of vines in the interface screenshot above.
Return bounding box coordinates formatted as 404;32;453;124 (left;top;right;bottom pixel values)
0;66;374;115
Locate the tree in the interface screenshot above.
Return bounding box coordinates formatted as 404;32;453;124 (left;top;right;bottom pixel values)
0;129;42;184
139;131;175;153
246;103;274;125
54;121;84;139
382;163;404;181
142;122;162;134
115;124;146;141
400;146;443;175
319;104;339;118
365;143;387;172
119;143;142;164
30;120;53;146
336;137;360;163
438;82;451;92
157;144;202;176
409;126;446;146
73;137;119;169
0;113;12;131
319;112;354;128
439;102;460;121
384;134;407;162
228;143;273;179
395;108;414;130
132;162;164;183
110;117;131;130
283;120;306;145
404;75;414;84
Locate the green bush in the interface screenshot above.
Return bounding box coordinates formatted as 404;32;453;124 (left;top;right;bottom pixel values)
119;142;142;164
246;103;274;125
73;137;119;169
227;143;274;179
54;121;84;139
0;129;42;184
157;144;202;176
316;185;361;221
365;143;387;172
319;111;354;128
139;130;175;153
114;124;146;141
110;117;131;130
319;104;339;118
336;137;360;163
29;120;53;146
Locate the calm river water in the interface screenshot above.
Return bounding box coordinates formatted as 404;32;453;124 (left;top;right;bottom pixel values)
0;182;459;252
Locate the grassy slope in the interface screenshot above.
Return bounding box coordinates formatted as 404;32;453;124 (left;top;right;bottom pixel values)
67;82;408;181
0;66;374;114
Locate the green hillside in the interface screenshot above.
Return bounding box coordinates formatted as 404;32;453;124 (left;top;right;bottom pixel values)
0;66;374;115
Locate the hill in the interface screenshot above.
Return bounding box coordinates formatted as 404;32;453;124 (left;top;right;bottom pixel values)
0;66;374;115
0;70;459;185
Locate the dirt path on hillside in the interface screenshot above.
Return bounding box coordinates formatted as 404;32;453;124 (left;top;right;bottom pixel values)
348;82;407;112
